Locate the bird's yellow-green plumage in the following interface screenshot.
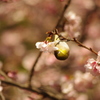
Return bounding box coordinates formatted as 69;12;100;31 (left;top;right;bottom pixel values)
54;35;70;60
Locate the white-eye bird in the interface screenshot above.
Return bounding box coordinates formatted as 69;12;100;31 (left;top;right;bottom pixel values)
54;34;70;60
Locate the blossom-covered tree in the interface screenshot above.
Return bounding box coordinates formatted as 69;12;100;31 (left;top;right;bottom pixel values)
0;0;100;100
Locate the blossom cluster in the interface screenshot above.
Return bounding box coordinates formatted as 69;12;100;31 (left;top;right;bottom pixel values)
64;11;82;38
84;51;100;76
60;71;95;99
35;41;59;53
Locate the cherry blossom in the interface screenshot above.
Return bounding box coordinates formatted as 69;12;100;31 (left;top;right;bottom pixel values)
35;34;70;60
84;51;100;76
73;71;94;92
35;41;59;53
64;11;82;38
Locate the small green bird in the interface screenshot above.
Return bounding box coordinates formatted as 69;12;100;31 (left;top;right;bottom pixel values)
54;35;70;60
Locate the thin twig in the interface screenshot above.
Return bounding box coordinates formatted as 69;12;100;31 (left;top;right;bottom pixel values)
28;52;42;87
72;38;98;55
0;70;12;82
55;0;71;29
0;92;5;100
51;29;98;55
66;38;98;55
57;34;98;55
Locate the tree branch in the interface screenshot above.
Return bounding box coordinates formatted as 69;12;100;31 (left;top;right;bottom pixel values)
51;29;98;56
0;92;5;100
28;52;42;87
55;0;71;29
63;38;97;55
28;0;71;88
1;80;63;100
72;38;98;55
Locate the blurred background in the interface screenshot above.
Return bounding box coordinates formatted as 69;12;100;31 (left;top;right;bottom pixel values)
0;0;100;100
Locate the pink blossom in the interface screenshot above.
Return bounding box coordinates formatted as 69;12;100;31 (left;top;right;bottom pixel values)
84;51;100;76
73;71;94;92
35;41;58;53
64;11;81;38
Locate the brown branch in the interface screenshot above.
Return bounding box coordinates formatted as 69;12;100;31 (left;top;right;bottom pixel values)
28;52;42;87
27;1;71;99
28;0;71;88
51;29;98;55
59;36;98;55
55;0;71;29
1;80;63;100
0;70;63;100
72;38;98;55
